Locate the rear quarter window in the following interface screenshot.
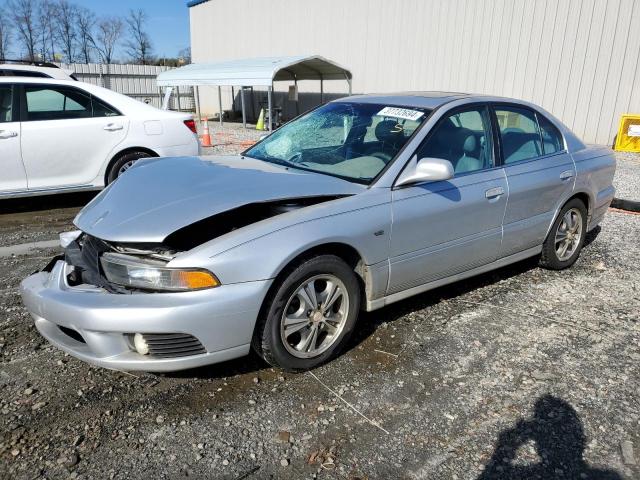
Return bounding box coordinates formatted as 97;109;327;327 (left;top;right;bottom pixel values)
537;114;565;154
91;96;121;117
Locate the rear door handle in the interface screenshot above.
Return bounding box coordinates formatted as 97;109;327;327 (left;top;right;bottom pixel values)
0;130;18;139
103;123;123;131
560;170;574;181
485;186;505;199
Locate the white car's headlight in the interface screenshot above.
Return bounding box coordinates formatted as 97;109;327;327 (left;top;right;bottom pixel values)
100;253;219;291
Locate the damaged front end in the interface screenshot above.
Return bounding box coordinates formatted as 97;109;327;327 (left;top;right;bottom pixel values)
63;233;178;293
61;196;345;293
62;233;218;293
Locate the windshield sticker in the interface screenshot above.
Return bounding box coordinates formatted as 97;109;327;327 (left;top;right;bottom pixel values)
376;107;424;121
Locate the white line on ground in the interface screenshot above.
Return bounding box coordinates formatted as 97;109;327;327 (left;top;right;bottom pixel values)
0;239;60;258
308;371;390;435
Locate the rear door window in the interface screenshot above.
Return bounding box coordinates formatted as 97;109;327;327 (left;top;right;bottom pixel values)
25;86;92;121
494;106;543;164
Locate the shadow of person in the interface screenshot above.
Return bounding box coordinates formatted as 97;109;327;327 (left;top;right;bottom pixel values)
477;395;623;480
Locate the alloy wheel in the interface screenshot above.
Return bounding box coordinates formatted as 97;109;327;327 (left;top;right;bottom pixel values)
555;207;583;261
280;274;349;359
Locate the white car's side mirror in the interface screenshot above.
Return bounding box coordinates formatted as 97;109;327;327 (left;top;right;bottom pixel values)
395;157;454;187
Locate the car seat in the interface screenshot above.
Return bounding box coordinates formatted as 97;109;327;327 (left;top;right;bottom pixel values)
366;119;405;162
454;130;483;173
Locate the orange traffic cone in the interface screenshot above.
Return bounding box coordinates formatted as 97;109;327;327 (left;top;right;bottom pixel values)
200;118;212;147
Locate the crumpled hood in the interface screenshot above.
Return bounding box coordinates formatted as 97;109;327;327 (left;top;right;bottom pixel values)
75;155;363;243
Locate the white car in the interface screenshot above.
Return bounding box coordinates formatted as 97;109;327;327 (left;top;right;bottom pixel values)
0;63;77;80
0;77;199;198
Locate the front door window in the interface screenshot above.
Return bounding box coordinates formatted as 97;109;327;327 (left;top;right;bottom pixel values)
415;106;494;174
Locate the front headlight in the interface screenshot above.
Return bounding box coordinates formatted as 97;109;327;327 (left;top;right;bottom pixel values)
100;253;220;291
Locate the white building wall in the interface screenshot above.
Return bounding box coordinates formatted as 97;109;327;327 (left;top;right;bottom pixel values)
190;0;640;145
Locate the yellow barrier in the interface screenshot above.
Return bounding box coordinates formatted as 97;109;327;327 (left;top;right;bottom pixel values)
614;114;640;152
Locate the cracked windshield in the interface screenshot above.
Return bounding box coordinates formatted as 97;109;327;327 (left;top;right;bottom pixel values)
245;102;430;183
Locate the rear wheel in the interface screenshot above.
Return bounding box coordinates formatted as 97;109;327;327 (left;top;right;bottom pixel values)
252;255;361;371
539;198;587;270
106;151;153;184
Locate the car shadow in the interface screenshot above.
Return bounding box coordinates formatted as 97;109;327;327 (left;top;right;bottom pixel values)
476;394;623;479
0;191;98;214
165;226;602;380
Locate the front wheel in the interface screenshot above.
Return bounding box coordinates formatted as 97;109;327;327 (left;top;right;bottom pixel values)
539;199;587;270
252;255;361;372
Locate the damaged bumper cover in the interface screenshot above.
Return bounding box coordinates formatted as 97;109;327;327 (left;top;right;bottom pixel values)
20;258;272;372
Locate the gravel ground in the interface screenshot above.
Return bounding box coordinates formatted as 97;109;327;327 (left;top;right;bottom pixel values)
0;136;638;479
200;122;263;156
612;152;640;202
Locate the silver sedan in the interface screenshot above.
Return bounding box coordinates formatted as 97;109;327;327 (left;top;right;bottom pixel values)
21;92;616;372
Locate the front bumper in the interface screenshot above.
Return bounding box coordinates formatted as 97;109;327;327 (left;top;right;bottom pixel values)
20;260;271;372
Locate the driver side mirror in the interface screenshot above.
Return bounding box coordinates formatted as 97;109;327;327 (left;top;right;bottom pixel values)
395;157;454;187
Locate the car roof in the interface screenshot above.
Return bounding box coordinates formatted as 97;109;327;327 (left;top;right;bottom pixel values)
335;91;476;109
0;76;80;85
335;91;564;110
0;64;75;80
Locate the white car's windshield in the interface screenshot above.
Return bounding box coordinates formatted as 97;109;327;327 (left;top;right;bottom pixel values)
245;102;430;184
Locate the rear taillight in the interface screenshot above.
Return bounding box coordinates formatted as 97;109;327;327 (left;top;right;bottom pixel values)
183;119;197;134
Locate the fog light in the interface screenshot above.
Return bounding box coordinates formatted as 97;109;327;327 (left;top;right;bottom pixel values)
133;333;149;355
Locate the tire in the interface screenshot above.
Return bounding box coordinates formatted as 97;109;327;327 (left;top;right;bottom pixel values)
252;255;361;372
539;198;588;270
106;151;153;184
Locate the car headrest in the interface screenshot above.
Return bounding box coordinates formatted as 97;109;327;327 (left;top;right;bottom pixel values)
463;134;477;153
375;120;404;143
451;128;477;154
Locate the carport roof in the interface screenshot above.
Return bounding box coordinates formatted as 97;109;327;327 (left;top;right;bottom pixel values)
156;55;352;87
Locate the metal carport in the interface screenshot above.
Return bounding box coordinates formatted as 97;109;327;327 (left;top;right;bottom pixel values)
156;55;352;131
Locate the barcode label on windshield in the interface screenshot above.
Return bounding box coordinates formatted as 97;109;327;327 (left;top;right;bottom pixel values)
377;107;424;121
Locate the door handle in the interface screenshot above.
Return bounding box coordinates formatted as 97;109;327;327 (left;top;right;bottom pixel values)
560;170;574;181
0;130;18;139
103;123;123;131
485;186;505;199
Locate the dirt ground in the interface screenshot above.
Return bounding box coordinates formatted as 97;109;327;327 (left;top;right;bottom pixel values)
0;150;638;480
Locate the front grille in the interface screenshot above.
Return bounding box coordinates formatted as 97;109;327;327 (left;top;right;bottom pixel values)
141;333;207;358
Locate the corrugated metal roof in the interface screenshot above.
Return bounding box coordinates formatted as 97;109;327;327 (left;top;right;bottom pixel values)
156;55;352;87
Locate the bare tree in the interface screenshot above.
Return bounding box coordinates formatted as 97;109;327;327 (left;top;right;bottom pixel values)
125;9;153;65
54;0;78;62
9;0;37;60
92;16;123;64
76;6;95;63
0;7;12;59
35;0;56;61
